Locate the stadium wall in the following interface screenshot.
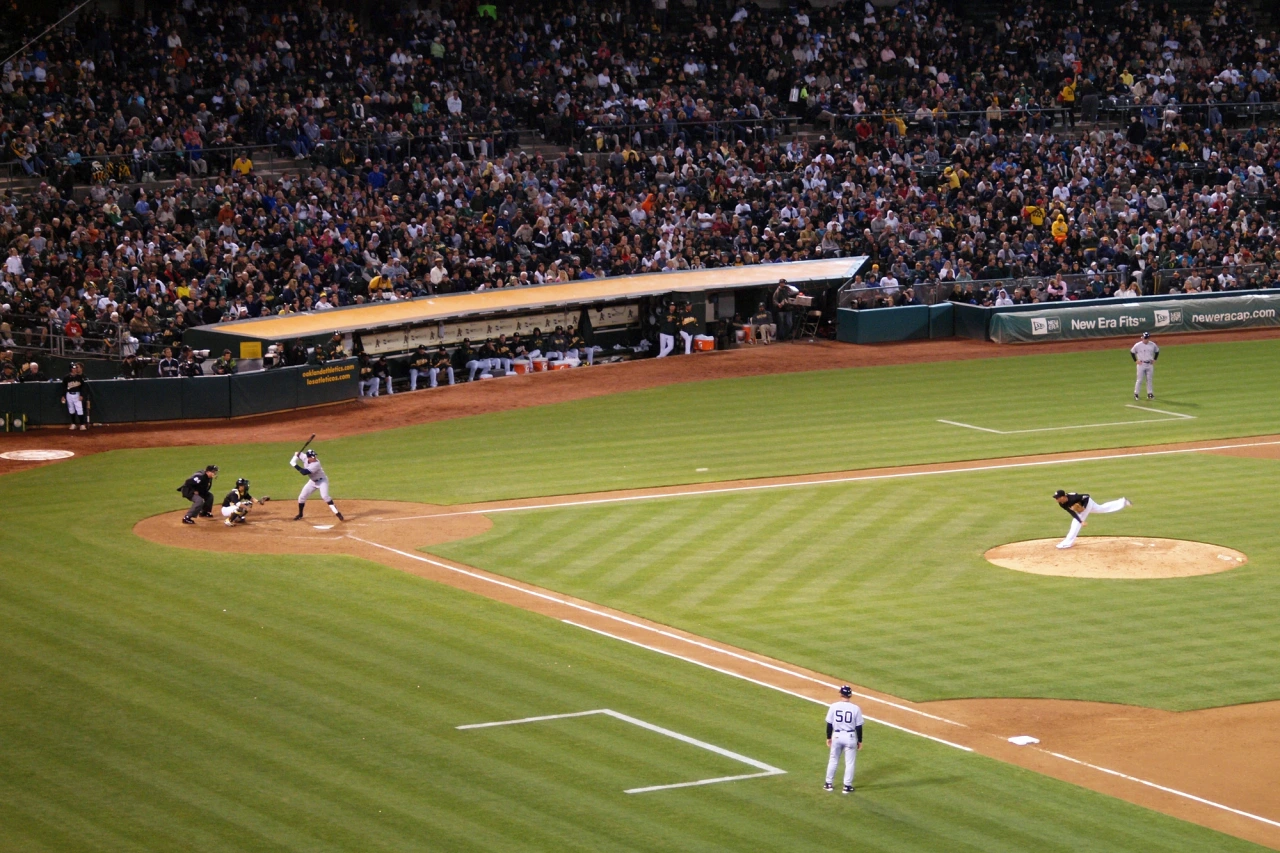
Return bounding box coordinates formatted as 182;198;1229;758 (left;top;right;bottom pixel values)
1;359;358;428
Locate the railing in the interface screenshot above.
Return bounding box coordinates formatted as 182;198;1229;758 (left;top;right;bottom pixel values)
1153;262;1279;294
2;326;130;359
570;98;1280;152
0;125;526;188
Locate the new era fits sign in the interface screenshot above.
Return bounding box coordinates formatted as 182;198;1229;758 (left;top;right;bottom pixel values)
1153;308;1183;327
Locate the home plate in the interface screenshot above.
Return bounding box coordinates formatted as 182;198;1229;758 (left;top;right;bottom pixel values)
1008;735;1040;746
313;524;335;530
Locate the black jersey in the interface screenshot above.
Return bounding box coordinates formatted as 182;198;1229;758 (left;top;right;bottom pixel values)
180;471;215;500
222;487;253;507
1058;493;1090;521
62;373;88;395
409;351;430;371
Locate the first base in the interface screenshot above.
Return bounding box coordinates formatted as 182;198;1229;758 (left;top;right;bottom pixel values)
313;524;335;530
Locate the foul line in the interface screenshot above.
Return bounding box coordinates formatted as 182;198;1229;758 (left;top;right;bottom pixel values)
565;621;973;753
457;707;784;793
939;405;1197;435
345;534;964;729
380;437;1275;522
1045;751;1280;830
351;536;1280;830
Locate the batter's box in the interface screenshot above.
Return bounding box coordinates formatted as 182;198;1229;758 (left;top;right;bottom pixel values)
937;405;1195;435
457;708;785;793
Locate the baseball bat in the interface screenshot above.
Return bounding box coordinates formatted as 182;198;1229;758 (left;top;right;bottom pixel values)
298;433;316;454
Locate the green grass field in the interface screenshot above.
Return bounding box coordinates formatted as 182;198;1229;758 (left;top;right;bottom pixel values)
2;337;1278;851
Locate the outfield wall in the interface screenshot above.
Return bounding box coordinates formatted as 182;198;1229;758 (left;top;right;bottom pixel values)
0;359;358;428
838;290;1280;344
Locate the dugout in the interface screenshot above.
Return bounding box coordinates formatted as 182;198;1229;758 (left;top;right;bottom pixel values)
184;258;869;361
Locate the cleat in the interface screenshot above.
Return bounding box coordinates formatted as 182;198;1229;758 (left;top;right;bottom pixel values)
1056;543;1072;549
1134;393;1139;400
823;783;833;791
1124;498;1132;508
69;423;76;430
336;512;345;521
225;519;234;526
182;517;196;525
1147;393;1154;399
843;785;854;794
79;424;87;430
293;513;304;521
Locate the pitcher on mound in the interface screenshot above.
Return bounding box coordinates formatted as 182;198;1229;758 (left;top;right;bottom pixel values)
1053;490;1131;549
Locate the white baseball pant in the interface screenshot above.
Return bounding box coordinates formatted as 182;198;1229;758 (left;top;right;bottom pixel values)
826;733;858;788
657;333;675;357
299;478;332;502
679;329;693;354
1135;362;1154;396
65;391;84;416
1059;497;1129;548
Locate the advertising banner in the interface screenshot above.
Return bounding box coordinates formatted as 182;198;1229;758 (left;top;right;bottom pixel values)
989;294;1280;343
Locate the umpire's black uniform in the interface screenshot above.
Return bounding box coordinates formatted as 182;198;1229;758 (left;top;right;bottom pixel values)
178;466;219;523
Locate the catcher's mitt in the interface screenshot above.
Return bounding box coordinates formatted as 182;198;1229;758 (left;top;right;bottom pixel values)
257;496;271;504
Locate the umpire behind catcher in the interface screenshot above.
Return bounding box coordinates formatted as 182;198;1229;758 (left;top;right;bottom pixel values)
178;464;219;524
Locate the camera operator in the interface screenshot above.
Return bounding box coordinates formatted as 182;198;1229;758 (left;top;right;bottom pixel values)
771;279;802;341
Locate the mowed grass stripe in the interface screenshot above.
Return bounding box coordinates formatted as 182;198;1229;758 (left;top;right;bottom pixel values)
438;453;1280;710
303;338;1280;505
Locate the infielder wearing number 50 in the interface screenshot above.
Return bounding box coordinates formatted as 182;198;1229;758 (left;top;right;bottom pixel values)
824;686;864;794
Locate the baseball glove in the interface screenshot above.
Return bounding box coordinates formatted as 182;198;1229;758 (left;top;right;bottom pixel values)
257;496;271;504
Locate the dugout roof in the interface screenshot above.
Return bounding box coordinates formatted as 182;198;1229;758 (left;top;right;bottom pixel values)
195;257;868;343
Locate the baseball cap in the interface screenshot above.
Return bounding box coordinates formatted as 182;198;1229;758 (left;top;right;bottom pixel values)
839;685;853;698
1053;489;1067;498
1142;332;1151;338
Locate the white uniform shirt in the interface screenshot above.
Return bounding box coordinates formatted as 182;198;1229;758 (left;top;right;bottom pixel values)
1130;340;1159;363
300;458;327;483
826;700;864;735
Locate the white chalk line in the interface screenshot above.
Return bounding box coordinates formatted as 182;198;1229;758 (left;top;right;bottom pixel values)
1044;751;1280;830
564;620;974;753
354;537;1280;829
457;707;784;793
346;534;962;727
939;405;1196;435
567;622;1280;832
379;437;1277;522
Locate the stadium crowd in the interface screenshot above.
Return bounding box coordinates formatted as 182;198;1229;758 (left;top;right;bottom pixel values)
2;0;1280;378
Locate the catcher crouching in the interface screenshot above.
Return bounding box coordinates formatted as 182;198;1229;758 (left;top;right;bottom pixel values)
221;478;270;526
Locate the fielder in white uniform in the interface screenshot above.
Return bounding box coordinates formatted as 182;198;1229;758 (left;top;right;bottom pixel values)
824;686;864;793
291;449;344;521
1130;332;1159;400
1053;489;1131;548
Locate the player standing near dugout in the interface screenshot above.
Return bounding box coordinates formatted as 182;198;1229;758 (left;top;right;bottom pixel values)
824;686;864;794
60;362;90;430
1131;332;1159;399
291;449;344;522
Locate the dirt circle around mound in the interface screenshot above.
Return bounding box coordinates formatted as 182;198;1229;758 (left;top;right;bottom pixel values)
985;537;1248;579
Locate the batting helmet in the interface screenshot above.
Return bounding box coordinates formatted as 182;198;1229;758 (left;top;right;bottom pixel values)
304;449;318;459
839;686;853;698
1142;331;1151;339
236;477;249;489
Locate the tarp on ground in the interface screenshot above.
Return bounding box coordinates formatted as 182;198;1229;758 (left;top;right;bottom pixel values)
989;294;1280;343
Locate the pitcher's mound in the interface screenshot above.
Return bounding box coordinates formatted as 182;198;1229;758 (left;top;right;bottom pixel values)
985;537;1247;579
